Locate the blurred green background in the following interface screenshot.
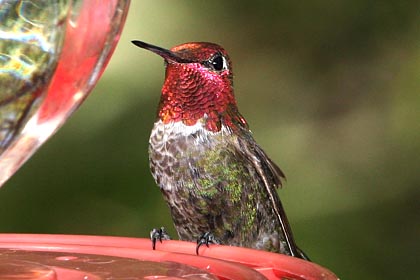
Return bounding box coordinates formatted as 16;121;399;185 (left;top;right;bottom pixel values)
1;1;419;279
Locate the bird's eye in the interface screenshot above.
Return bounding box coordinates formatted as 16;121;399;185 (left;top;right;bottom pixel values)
207;53;227;71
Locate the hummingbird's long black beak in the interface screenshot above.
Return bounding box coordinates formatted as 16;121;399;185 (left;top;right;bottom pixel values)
132;40;192;63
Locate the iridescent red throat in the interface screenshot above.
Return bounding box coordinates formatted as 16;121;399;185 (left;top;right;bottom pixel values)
157;62;247;132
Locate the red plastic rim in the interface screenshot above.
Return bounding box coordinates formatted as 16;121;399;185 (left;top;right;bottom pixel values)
0;234;338;280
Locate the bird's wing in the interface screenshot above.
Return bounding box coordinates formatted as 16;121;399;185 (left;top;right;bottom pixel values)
236;133;300;257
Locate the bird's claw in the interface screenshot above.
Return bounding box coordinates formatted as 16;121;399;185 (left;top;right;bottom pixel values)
196;232;220;255
150;227;171;250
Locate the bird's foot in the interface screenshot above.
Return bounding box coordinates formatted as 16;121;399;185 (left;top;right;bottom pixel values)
196;232;220;255
150;227;171;250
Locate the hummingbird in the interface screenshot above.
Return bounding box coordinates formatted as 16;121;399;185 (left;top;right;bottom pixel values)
132;40;308;260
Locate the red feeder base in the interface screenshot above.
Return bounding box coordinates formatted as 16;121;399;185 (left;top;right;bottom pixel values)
0;234;338;280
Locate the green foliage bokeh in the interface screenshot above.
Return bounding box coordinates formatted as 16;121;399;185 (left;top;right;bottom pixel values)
1;1;419;279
